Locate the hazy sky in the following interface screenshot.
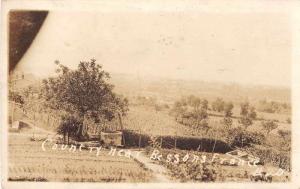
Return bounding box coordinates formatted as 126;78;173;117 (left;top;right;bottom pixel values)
16;11;291;87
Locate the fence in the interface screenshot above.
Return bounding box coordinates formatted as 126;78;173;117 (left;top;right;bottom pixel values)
123;129;232;153
9;101;61;130
8;104;232;154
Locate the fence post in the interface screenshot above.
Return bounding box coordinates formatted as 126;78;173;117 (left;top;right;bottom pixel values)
174;138;177;150
138;130;141;150
160;137;163;148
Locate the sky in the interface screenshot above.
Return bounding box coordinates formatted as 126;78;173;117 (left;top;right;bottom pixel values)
15;11;292;87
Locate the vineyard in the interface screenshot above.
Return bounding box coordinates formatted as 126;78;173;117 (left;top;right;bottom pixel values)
8;132;154;182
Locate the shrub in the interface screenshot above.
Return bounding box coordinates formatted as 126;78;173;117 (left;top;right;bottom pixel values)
246;146;291;171
226;127;265;148
261;120;278;135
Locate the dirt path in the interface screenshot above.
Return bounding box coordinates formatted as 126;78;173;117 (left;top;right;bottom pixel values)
131;150;172;182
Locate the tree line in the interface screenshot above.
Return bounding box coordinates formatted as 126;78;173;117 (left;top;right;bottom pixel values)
170;95;290;149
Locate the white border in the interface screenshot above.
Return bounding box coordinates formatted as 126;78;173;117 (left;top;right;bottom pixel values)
1;0;300;188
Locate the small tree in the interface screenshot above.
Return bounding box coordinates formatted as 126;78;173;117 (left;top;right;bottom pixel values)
223;117;233;130
212;98;225;112
261;120;278;135
194;99;209;130
222;102;234;130
171;100;187;119
201;99;209;110
224;102;234;117
277;129;291;151
238;102;257;147
239;102;257;129
188;95;201;112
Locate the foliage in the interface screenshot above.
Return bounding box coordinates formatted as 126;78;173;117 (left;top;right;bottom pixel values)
222;102;234;129
171;96;210;133
277;129;291;151
239;102;257;129
257;99;291;114
246;146;291;171
41;59;129;138
261;120;278;135
211;98;225;112
222;117;233;129
223;102;234;117
226;127;265;148
9;91;24;105
277;129;291;141
165;161;217;182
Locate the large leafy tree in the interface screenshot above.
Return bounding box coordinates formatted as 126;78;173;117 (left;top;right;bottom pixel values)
41;59;128;138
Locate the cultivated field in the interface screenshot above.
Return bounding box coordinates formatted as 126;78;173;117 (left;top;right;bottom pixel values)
8;129;154;182
123;105;195;136
123;105;290;138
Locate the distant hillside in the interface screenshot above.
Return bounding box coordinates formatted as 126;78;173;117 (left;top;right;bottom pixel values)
9;72;40;90
11;71;290;104
110;73;291;104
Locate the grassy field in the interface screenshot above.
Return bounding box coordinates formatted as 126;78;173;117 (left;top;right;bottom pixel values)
123;105;290;138
8;131;154;182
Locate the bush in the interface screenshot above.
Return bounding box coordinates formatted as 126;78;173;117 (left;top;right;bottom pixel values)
164;161;217;182
226;127;265;148
261;120;278;135
246;146;291;171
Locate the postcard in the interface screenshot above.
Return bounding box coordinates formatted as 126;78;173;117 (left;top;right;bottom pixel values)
1;0;300;188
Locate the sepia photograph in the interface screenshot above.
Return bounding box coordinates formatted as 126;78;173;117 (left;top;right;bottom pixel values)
1;0;300;188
